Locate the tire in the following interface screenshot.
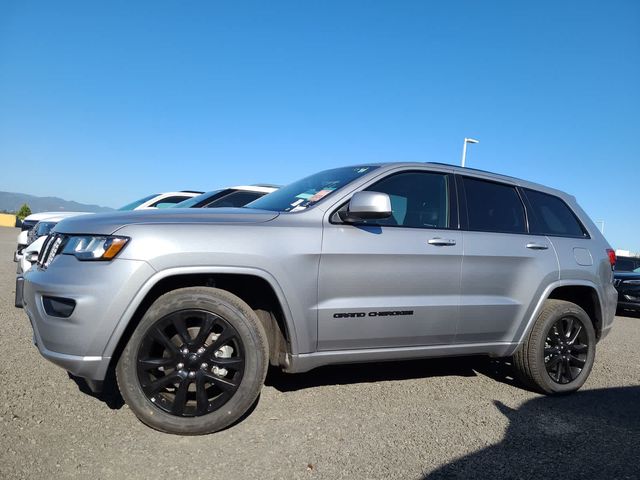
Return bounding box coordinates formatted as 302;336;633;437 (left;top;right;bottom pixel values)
513;299;596;394
116;287;269;435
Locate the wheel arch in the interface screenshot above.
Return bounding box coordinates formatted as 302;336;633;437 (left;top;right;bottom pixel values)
515;280;605;350
103;267;298;375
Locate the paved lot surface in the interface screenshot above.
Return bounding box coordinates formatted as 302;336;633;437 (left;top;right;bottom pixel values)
0;226;638;479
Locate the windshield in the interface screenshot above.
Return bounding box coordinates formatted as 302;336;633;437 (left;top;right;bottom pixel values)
245;166;378;212
118;194;159;211
172;190;224;208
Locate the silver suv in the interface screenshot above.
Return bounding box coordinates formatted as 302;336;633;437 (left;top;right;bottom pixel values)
21;163;618;435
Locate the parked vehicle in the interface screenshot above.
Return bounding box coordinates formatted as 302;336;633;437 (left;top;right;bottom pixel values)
20;163;617;435
14;212;88;262
118;191;203;211
17;213;91;274
14;192;203;263
171;185;279;209
14;186;278;302
614;267;640;313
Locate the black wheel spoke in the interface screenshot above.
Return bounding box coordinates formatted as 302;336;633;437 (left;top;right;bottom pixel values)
568;324;582;344
195;374;209;415
203;371;238;392
172;315;191;345
556;360;564;382
204;327;235;357
143;372;180;395
563;358;574;381
569;354;586;368
546;355;561;369
572;343;588;353
172;378;191;415
193;314;216;346
564;318;574;339
211;356;244;369
151;327;179;356
138;357;174;370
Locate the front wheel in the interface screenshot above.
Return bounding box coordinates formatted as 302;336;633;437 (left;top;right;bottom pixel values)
116;287;269;435
513;299;596;394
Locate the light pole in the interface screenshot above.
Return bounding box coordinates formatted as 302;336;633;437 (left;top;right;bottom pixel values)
461;137;479;167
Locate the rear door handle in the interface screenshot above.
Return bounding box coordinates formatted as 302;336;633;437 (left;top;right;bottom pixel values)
428;238;457;246
526;242;549;250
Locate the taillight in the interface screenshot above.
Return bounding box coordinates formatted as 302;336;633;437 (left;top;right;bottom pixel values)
606;249;616;269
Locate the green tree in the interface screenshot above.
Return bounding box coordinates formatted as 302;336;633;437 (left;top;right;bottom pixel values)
16;203;32;221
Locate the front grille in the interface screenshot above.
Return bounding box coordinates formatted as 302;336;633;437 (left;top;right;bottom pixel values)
614;279;622;288
624;294;640;302
37;234;66;268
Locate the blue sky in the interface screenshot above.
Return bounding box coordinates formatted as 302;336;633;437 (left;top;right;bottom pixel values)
0;1;638;251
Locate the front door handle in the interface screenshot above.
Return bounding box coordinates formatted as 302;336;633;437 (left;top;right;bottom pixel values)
526;242;549;250
428;238;457;246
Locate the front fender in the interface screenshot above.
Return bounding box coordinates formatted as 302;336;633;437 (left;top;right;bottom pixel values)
100;266;301;360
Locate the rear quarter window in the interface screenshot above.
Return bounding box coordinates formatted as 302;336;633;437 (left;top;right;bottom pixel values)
524;189;587;238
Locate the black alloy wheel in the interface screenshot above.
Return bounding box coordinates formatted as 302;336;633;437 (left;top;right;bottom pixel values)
512;299;596;395
136;309;245;417
543;315;589;385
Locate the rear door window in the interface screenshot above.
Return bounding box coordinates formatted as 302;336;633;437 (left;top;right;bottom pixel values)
462;177;526;233
523;189;586;238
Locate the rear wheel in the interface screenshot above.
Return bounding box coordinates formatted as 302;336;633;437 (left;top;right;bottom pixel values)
116;287;268;435
513;299;596;394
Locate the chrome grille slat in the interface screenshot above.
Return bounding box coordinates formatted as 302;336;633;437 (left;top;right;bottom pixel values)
38;234;66;268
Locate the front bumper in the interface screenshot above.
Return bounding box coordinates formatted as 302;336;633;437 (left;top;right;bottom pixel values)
22;254;155;382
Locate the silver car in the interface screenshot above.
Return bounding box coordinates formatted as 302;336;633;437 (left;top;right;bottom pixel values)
21;163;618;435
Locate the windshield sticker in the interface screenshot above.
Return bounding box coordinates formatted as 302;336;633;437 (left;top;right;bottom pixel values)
308;189;333;203
290;198;305;207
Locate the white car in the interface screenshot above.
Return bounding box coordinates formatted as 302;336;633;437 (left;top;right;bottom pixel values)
14;191;203;263
16;212;92;273
15;212;90;263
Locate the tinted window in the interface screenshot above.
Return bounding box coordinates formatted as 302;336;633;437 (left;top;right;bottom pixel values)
361;171;449;228
172;190;224;208
151;196;193;208
615;258;635;272
118;194;159;211
463;177;526;233
206;191;265;208
524;189;585;237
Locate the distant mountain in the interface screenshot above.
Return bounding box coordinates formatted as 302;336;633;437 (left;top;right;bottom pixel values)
0;191;114;214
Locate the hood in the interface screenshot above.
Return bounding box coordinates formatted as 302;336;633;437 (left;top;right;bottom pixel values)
53;208;280;235
24;211;91;222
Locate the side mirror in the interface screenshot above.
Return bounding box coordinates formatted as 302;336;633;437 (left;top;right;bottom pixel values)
339;191;392;223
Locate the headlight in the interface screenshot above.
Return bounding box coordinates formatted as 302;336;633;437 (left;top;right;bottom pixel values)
61;235;129;261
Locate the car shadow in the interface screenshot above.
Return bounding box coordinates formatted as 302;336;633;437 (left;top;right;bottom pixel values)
265;355;483;392
423;386;640;479
68;371;125;410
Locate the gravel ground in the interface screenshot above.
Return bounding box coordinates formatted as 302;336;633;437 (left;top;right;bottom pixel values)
0;226;638;479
